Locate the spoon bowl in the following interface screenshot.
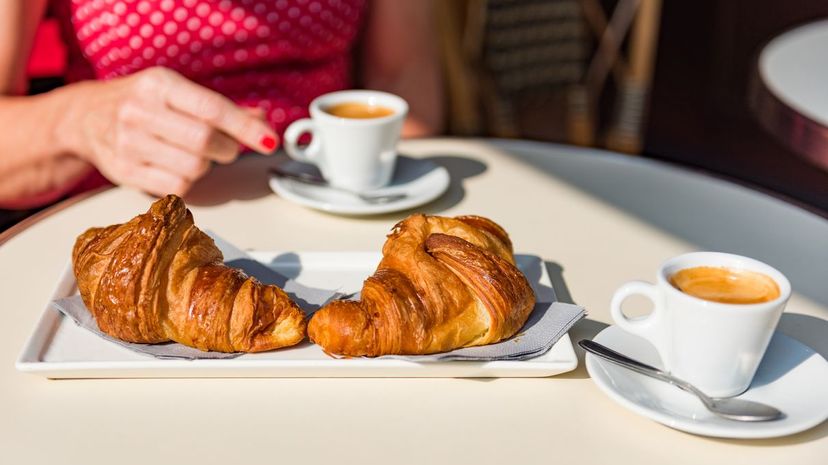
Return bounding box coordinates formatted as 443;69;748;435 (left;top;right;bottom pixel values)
579;339;783;422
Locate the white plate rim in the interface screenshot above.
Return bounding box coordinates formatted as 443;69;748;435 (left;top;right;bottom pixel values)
585;325;828;439
268;160;451;215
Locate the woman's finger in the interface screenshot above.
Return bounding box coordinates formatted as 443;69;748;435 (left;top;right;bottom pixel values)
203;130;240;164
127;105;238;163
244;106;266;118
121;163;192;197
131;104;210;151
124;131;211;181
158;70;278;153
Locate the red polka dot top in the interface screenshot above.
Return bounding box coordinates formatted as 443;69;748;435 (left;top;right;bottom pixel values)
55;0;367;135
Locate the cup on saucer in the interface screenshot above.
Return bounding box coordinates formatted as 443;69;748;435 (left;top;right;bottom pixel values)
610;252;791;398
282;90;408;192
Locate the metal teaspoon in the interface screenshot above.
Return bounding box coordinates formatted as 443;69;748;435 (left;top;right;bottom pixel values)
268;166;407;204
579;339;783;422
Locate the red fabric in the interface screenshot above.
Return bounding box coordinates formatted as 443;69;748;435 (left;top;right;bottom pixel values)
26;19;67;77
55;0;366;135
10;0;366;210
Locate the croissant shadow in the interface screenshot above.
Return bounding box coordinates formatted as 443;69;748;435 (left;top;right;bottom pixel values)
225;256;327;312
514;254;554;303
541;260;607;380
267;252;302;280
226;258;289;287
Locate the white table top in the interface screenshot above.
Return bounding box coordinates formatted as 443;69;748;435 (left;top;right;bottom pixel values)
1;139;826;464
754;19;828;171
760;19;828;127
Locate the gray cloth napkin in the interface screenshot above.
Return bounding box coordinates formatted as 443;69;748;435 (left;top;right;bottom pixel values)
53;233;585;362
209;233;348;314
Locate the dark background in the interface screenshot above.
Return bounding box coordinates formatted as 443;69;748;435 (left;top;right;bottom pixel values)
644;0;828;214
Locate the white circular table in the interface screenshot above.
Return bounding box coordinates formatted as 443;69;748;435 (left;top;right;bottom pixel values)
1;139;826;464
753;19;828;170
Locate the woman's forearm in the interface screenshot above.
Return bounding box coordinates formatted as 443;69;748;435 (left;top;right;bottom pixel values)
0;0;90;205
0;155;93;203
0;84;95;204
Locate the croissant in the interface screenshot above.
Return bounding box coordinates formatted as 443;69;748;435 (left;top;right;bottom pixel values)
72;195;305;353
308;214;536;356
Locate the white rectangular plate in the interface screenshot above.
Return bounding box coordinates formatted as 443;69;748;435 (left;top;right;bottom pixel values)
17;252;578;378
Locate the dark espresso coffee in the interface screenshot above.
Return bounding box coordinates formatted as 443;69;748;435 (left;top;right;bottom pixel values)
325;102;395;119
669;266;780;304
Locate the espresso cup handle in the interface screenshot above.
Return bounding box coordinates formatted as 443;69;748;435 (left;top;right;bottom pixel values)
610;281;667;346
283;118;322;163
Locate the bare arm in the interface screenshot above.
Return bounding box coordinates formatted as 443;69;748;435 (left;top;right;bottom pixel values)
0;92;96;205
0;0;94;205
0;0;41;94
360;0;444;137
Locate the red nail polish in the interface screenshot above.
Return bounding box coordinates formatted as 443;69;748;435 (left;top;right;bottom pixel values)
261;135;277;151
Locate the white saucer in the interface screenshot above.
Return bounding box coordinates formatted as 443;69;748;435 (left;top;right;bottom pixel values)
585;325;828;438
269;156;450;215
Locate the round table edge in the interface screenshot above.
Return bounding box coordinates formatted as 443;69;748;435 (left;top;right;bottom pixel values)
0;185;113;247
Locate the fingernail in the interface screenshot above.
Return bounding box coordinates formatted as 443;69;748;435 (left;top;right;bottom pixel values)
261;135;277;151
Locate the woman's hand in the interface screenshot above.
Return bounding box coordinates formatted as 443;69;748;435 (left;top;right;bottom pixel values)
62;67;279;197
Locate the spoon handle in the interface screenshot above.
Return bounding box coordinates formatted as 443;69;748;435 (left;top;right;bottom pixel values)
579;339;692;392
268;166;327;185
268;167;405;203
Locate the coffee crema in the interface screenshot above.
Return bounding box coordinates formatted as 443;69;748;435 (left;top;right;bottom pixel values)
668;266;780;304
324;102;395;119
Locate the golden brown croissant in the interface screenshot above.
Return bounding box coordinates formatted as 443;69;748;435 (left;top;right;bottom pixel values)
308;214;536;356
72;195;305;353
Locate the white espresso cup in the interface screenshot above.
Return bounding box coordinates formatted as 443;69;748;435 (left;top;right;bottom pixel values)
610;252;791;397
283;90;408;191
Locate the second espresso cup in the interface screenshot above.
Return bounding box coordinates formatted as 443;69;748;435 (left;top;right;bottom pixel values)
283;90;408;192
610;252;791;397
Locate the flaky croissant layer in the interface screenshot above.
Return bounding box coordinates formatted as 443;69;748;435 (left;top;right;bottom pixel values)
72;195;305;352
308;214;536;356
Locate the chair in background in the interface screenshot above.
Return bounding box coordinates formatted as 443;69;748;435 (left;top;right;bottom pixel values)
436;0;662;154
